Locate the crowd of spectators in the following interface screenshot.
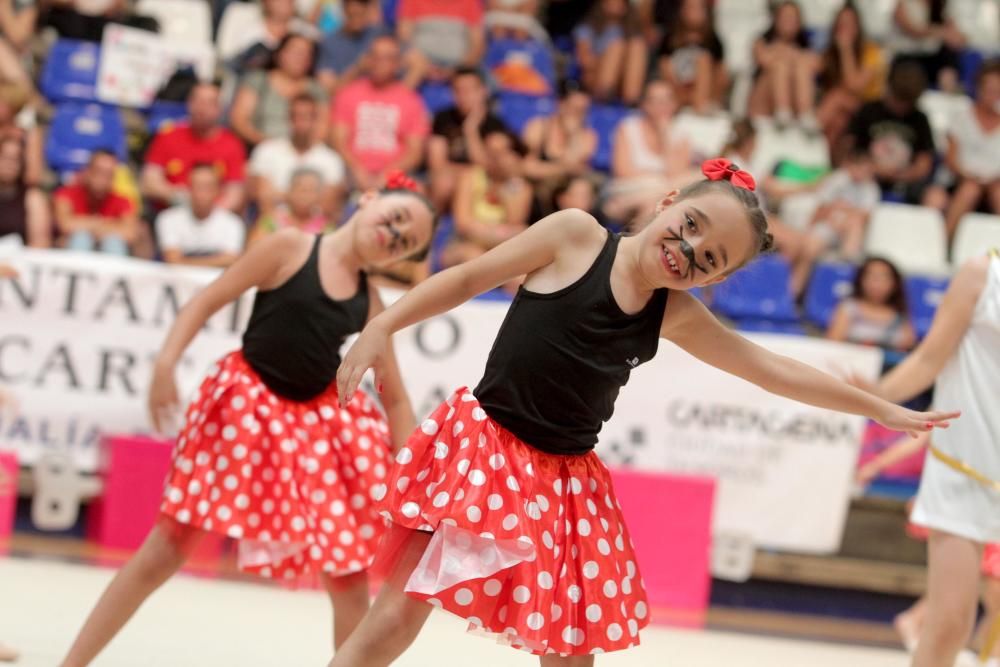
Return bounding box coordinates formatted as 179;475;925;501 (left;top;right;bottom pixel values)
0;0;997;328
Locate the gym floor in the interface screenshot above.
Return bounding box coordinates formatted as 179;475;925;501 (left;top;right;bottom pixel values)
1;556;911;667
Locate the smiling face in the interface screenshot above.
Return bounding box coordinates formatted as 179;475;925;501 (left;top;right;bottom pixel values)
637;190;758;289
353;193;435;266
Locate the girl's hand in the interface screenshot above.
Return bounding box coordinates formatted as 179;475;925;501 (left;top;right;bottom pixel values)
149;364;180;435
873;404;960;438
337;324;389;407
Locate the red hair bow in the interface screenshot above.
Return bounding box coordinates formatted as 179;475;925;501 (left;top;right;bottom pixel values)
385;170;420;193
701;158;756;191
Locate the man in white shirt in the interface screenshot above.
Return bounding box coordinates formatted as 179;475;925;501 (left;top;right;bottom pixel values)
249;93;346;219
155;163;246;267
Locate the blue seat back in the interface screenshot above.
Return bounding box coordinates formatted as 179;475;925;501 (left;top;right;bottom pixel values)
905;274;949;338
588;104;631;173
45;103;127;177
420;81;454;116
712;255;799;322
494;92;556;135
40;39;101;103
146;101;189;133
804;262;858;329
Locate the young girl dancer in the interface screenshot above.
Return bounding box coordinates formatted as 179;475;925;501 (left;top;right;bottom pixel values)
60;175;436;667
330;159;959;665
850;248;1000;667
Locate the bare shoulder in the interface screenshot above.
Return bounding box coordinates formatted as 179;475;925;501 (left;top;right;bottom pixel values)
537;207;605;244
255;228;314;289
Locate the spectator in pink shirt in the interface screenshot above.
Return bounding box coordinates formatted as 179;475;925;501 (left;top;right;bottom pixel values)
330;34;430;189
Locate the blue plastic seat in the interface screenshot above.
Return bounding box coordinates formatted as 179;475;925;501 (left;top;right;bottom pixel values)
905;274;949;338
712;255;799;322
45;103;127;177
494;92;556;135
485;37;557;97
803;262;858;329
588;104;631;173
420;81;454;116
40;39;101;103
146;100;189;133
430;214;455;274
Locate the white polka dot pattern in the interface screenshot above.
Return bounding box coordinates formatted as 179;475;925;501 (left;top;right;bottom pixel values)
375;388;650;657
159;352;391;582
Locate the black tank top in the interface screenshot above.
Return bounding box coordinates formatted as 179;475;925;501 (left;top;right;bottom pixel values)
474;231;669;455
242;235;369;401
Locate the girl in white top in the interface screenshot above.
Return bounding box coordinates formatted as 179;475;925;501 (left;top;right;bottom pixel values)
853;249;1000;667
925;61;1000;240
604;80;700;226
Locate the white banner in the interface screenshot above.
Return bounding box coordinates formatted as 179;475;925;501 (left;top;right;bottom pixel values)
0;250;882;553
0;249;249;472
97;24;215;108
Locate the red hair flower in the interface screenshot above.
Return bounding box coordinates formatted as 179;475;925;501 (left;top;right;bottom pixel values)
701;158;756;191
385;170;420;193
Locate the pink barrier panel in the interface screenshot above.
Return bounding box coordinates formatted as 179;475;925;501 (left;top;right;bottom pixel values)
88;435;224;567
0;450;17;553
610;467;715;629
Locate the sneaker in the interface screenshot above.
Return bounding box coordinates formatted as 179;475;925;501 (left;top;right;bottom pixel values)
799;112;821;136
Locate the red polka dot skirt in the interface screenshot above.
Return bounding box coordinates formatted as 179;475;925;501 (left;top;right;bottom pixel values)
159;351;392;582
371;387;650;656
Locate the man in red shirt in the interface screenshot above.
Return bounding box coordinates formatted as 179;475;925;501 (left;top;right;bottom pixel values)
142;81;247;212
54;149;140;256
331;35;430;189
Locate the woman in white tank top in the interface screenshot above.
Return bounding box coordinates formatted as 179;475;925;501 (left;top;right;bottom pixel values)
853;249;1000;667
603;81;700;225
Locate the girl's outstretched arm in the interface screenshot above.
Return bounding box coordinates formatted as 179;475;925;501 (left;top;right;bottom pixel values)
149;229;304;432
661;291;960;436
364;285;415;450
337;209;603;402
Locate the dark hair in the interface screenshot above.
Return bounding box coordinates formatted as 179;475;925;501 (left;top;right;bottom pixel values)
852;256;907;314
379;186;439;262
820;2;866;92
268;33;318;75
662;0;720;55
550;174;596;212
484;127;528;157
721;119;756;156
585;0;640;39
452;66;486;84
888;59;928;104
844;145;872;163
762;1;809;48
976;58;1000;86
290;92;318;108
557;77;587;100
676;177;773;261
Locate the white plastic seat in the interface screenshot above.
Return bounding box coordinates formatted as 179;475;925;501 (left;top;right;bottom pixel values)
917;91;971;152
856;0;897;41
796;0;846;31
715;0;769;76
865;204;950;275
136;0;212;46
216;2;264;61
749;121;831;181
953;213;1000;265
779;191;822;232
673;111;734;162
950;0;1000;51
